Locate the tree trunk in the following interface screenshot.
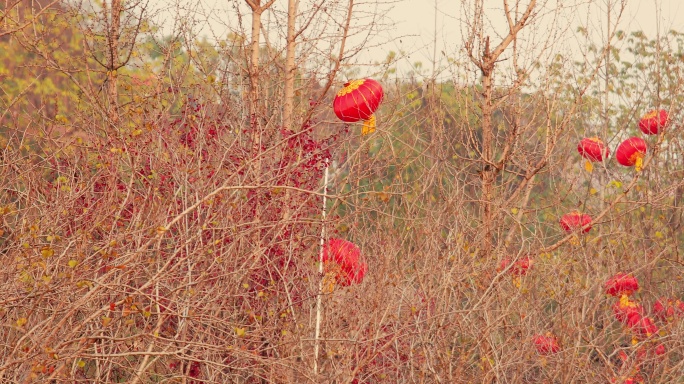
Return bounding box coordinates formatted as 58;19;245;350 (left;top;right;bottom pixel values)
249;5;262;120
107;0;122;125
480;46;494;257
282;0;297;131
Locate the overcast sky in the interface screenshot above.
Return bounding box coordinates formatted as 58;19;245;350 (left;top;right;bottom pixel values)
149;0;684;77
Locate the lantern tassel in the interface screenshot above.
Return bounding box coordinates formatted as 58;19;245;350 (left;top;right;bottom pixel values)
635;156;644;172
361;114;376;135
584;160;593;173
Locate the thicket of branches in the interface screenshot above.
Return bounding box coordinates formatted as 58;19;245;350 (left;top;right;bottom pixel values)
1;0;684;382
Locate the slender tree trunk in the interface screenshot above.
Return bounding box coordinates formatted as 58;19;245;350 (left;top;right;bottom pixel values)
107;0;122;125
249;5;262;120
282;0;298;131
464;0;537;257
480;43;494;257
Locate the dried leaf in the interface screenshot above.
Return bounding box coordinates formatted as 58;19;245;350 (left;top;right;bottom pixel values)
40;247;54;258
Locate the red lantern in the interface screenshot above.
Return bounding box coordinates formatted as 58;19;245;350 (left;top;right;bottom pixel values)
533;334;560;355
499;257;532;276
333;79;384;135
616;137;647;171
322;238;367;286
577;137;609;162
653;297;684;321
638;109;669;135
605;273;639;297
559;212;592;233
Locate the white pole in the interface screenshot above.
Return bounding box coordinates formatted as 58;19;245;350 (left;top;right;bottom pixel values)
313;158;330;375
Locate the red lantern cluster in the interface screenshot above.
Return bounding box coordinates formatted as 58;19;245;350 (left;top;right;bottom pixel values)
605;274;660;341
653;297;684;322
333;79;384;135
532;334;561;355
638;109;669;135
559;212;592;233
575;108;673;176
322;238;367;286
577;137;610;162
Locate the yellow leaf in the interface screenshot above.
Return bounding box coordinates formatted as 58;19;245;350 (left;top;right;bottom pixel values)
68;260;78;268
76;280;93;288
156;226;167;235
655;231;664;239
16;317;27;327
590;188;597;195
41;247;54;258
132;129;143;137
584;160;593;173
510;208;519;214
234;327;246;337
608;180;622;188
102;316;112;327
77;360;86;368
242;283;250;289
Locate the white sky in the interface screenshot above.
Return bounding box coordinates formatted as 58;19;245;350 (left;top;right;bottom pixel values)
147;0;684;78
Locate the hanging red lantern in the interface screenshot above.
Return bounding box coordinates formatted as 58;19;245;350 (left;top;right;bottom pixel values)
638;109;669;135
333;79;384;135
578;137;609;163
577;137;609;172
533;334;560;355
559;212;592;233
653;297;684;321
605;273;639;297
322;238;367;286
616;137;647;171
499;257;532;276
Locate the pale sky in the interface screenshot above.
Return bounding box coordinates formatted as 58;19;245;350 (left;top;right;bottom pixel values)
147;0;684;77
